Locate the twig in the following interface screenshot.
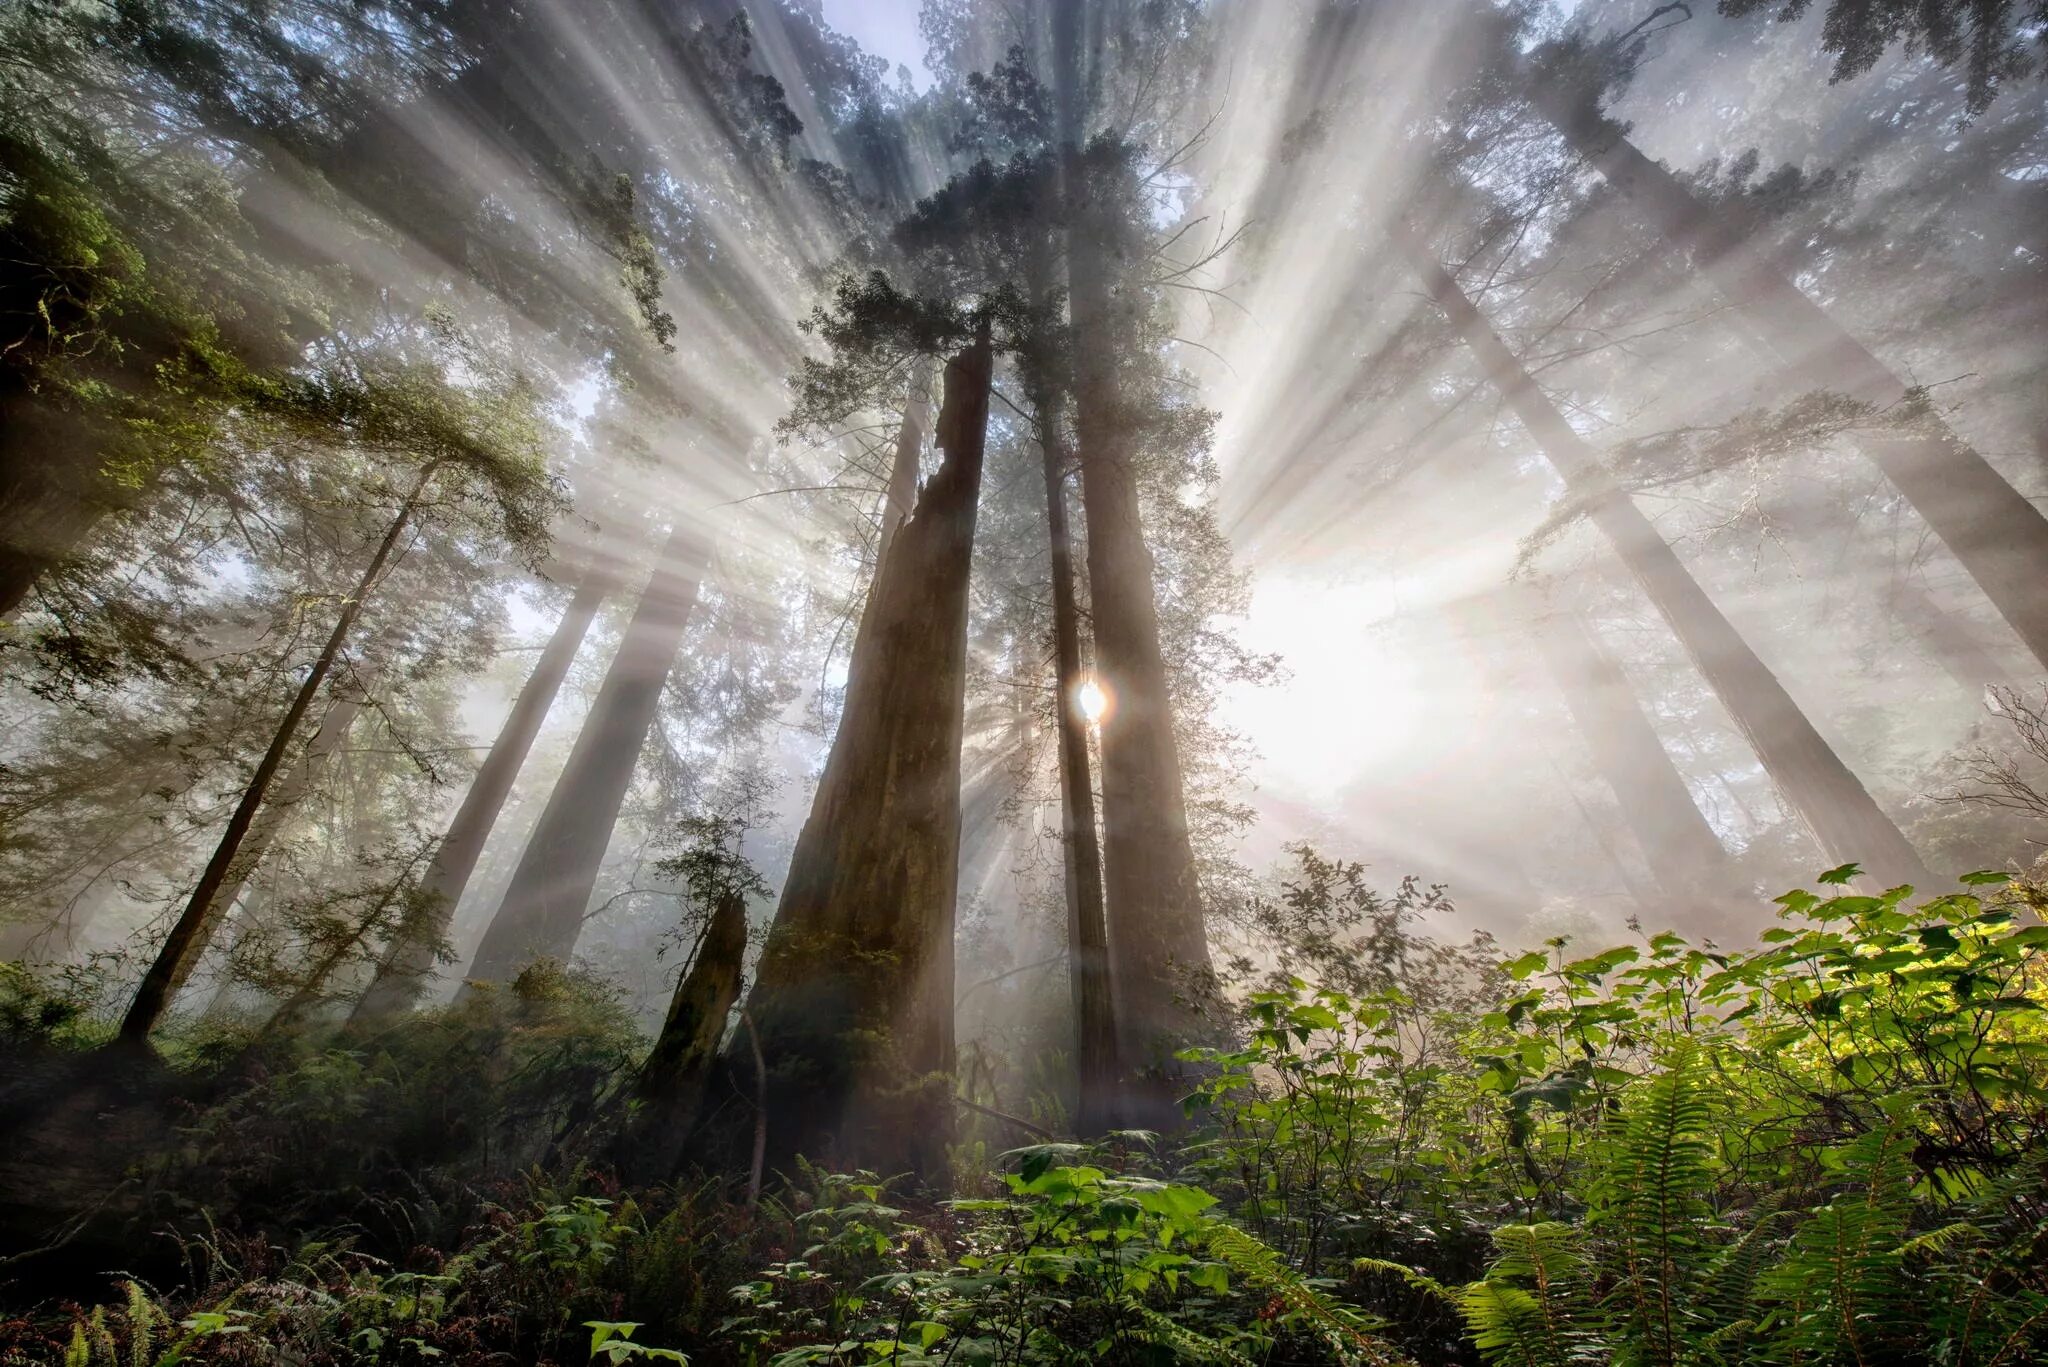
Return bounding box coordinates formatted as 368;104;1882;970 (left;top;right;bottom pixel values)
954;1093;1056;1141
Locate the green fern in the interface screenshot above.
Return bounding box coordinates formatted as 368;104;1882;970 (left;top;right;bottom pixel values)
1203;1222;1404;1366
1587;1053;1718;1367
1128;1301;1260;1366
1759;1126;1916;1365
1459;1223;1598;1367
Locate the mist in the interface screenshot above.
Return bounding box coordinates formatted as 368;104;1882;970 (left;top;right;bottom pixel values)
3;1;2047;1359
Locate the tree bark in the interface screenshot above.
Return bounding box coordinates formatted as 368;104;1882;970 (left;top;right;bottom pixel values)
1031;384;1120;1136
621;888;748;1181
198;681;374;1017
351;570;610;1020
1527;596;1743;934
119;467;435;1042
875;359;932;570
460;524;707;985
1052;0;1214;1102
1530;78;2048;671
729;333;991;1177
1395;220;1934;889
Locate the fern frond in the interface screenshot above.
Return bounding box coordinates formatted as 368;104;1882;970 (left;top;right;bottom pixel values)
1470;1225;1598;1367
1129;1302;1260;1367
1355;1255;1457;1304
1588;1052;1718;1367
1204;1223;1406;1366
1761;1126;1916;1365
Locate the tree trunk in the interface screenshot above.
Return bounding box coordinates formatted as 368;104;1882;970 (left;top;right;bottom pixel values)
460;524;707;985
0;401;131;619
621;889;748;1181
198;682;374;1017
1053;0;1214;1104
351;570;610;1020
1530;79;2048;671
729;332;991;1178
1395;220;1934;889
1031;383;1120;1136
119;469;434;1042
1886;576;2015;698
1526;596;1744;935
875;359;932;569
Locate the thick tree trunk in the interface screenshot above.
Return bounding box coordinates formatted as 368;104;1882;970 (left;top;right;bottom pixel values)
119;469;434;1042
1527;598;1743;933
621;889;748;1181
1531;81;2048;671
730;334;991;1177
1032;385;1120;1136
461;525;707;985
1053;0;1214;1100
1396;221;1933;889
351;571;610;1020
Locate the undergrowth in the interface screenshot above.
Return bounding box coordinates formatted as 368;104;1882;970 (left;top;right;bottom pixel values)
2;859;2045;1365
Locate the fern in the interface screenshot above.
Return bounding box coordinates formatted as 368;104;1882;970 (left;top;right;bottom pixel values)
1203;1222;1404;1366
1587;1052;1718;1367
1760;1126;1916;1366
1460;1223;1598;1367
1128;1301;1260;1366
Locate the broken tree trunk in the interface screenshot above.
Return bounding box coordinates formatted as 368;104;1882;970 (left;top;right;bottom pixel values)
727;332;992;1178
620;889;749;1182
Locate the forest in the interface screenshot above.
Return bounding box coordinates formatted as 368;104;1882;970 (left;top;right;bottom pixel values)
1;0;2047;1361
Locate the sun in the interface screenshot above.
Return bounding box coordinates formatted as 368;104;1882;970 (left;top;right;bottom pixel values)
1075;678;1110;725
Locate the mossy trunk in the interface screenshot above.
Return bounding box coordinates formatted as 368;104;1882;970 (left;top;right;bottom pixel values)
727;333;991;1179
620;889;748;1182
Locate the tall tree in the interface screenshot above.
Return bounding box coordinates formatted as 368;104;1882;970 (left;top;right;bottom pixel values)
461;522;709;986
120;355;560;1040
1023;363;1120;1136
352;567;613;1020
732;324;993;1176
1394;217;1934;889
1526;592;1743;930
1051;0;1215;1095
1526;38;2048;674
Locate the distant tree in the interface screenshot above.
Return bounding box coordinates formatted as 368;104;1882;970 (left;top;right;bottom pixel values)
119;344;563;1041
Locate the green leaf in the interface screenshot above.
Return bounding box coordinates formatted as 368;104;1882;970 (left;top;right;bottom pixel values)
1818;863;1863;886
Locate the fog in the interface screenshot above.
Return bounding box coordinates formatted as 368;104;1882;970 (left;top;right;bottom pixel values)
3;0;2046;1053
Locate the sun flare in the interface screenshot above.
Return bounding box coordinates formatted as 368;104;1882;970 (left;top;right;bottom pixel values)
1076;678;1109;725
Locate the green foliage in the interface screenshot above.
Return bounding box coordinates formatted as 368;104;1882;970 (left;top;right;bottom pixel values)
12;870;2048;1366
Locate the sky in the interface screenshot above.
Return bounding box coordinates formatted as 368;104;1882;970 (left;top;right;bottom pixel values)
816;0;930;87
